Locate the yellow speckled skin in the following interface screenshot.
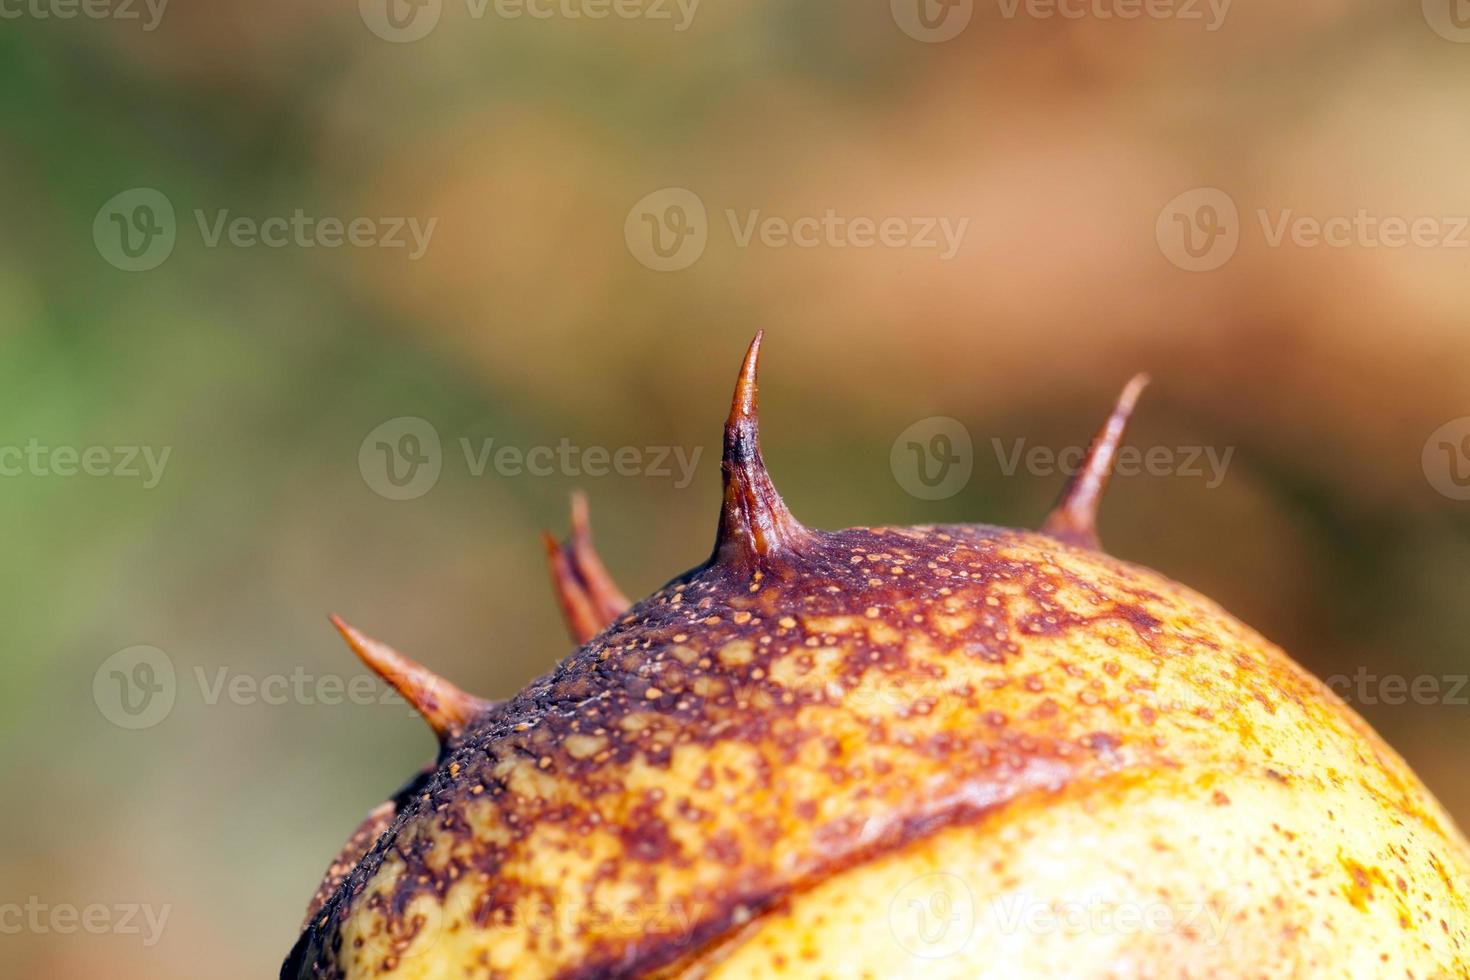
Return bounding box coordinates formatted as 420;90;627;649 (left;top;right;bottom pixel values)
285;525;1470;979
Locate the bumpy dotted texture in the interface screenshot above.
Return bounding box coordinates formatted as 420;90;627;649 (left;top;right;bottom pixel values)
284;525;1470;979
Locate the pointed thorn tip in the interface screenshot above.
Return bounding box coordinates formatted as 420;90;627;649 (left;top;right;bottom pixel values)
329;616;487;743
543;497;629;644
714;332;809;565
1040;375;1151;551
728;330;764;430
570;490;590;526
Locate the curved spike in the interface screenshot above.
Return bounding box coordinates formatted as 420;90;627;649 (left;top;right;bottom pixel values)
543;529;613;645
567;492;631;622
712;331;812;567
1040;373;1150;551
328;615;492;743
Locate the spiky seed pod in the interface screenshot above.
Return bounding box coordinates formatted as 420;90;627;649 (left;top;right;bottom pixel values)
284;335;1470;979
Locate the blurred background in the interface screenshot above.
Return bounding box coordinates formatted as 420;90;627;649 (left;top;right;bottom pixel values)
3;1;1470;975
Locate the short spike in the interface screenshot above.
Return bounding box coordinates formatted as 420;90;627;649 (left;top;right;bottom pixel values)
712;331;811;566
543;531;612;644
543;495;631;644
567;492;631;622
1040;373;1151;551
328;615;492;743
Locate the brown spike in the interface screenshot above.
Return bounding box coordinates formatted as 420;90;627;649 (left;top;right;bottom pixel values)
1040;373;1151;551
329;615;492;742
712;331;811;566
543;528;614;645
567;492;631;622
